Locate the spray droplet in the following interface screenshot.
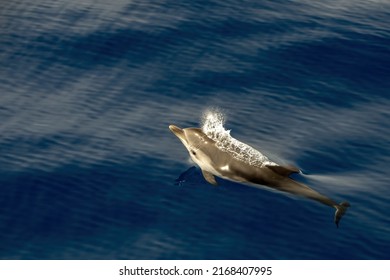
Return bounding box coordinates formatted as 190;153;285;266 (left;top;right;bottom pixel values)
201;109;277;167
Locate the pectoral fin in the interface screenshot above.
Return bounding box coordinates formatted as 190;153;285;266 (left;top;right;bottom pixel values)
266;165;300;176
201;170;218;186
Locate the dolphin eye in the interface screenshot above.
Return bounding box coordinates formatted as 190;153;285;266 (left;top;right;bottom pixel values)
191;150;196;156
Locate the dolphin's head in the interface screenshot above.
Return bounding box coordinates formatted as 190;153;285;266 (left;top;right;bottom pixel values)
169;125;215;165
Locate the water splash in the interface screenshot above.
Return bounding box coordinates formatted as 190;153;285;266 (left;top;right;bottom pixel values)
201;109;277;167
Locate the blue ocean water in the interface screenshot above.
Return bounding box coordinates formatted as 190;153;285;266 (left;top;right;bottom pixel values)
0;0;389;259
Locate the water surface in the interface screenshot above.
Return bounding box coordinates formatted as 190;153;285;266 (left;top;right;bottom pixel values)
0;0;389;259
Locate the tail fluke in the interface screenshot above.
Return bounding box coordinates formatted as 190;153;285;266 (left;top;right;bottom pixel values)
334;201;351;228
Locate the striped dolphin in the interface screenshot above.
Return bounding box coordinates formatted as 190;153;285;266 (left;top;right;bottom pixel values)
169;124;350;227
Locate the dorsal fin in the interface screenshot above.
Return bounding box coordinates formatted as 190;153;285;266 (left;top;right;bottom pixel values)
266;165;300;176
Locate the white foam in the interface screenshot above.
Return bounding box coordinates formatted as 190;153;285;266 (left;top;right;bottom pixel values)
201;109;277;167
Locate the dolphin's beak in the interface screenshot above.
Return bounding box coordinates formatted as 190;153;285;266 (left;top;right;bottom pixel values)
169;125;186;143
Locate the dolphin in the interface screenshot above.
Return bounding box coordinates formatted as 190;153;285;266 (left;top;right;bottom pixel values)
169;124;350;227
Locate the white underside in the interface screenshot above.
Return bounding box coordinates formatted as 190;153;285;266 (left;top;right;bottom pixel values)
190;154;222;177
